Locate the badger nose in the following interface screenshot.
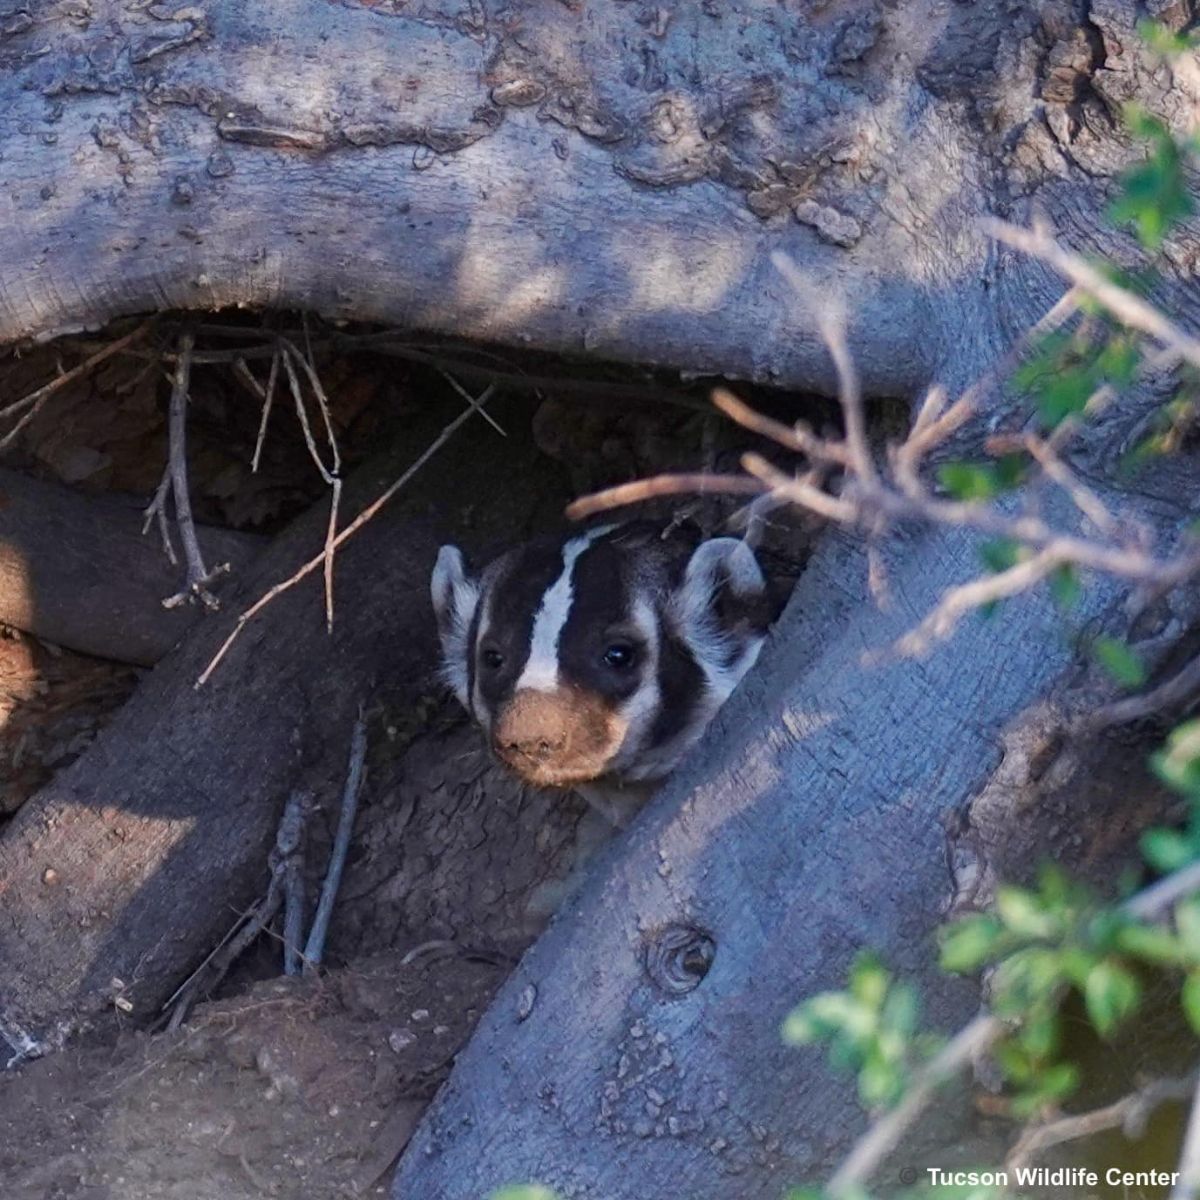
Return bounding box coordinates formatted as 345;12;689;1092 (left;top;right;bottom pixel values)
493;690;570;763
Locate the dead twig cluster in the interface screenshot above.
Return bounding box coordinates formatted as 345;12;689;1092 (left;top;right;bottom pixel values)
570;232;1200;717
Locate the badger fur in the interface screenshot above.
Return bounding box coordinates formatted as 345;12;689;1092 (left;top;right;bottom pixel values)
430;522;768;793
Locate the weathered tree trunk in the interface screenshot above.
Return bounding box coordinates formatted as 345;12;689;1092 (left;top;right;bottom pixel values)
1;0;1199;1195
392;485;1196;1198
2;0;1193;397
0;467;264;665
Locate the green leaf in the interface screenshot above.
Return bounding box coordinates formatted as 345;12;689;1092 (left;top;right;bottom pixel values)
1176;895;1200;957
1098;335;1141;386
858;1049;905;1109
881;980;920;1037
1141;827;1196;873
492;1187;559;1200
1036;368;1099;427
1049;564;1082;611
979;538;1023;574
1114;920;1187;966
1182;971;1200;1037
1018;1009;1061;1061
1151;720;1200;798
938;463;999;501
1094;636;1148;688
1109;107;1195;251
1138;19;1200;59
995;886;1059;939
940;914;1006;973
848;952;890;1010
1084;959;1142;1037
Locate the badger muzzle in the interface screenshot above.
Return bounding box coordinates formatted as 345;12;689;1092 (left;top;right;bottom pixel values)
491;686;624;788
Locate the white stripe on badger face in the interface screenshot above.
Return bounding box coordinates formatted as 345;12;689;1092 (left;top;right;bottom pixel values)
515;526;613;692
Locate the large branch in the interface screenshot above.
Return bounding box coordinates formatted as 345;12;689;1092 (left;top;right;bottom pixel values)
0;394;569;1055
0;467;263;666
6;2;1194;396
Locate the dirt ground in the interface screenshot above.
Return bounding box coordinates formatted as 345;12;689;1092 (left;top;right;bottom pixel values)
0;950;505;1200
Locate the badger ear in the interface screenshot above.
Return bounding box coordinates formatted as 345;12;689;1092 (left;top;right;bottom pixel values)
672;537;768;698
430;544;479;708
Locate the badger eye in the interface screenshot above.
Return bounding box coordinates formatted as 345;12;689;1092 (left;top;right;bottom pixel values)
602;643;636;670
481;648;504;670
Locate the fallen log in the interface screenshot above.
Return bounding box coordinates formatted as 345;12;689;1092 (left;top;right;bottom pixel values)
0;393;572;1057
0;467;264;666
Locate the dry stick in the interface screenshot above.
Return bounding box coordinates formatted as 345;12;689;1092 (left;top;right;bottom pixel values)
438;368;509;438
282;334;342;478
1085;650;1200;731
828;857;1200;1198
279;341;343;629
1007;1072;1197;1172
893;549;1064;658
1174;1081;1200;1200
141;466;179;566
303;710;368;973
282;789;311;978
0;319;155;451
162;332;228;611
566;473;765;521
195;386;495;688
712;387;850;466
280;344;337;485
985;219;1200;372
245;349;281;474
322;476;343;634
166;789;310;1029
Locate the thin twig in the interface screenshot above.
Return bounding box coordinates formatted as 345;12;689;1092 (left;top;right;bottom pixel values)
195;387;494;688
141;466;178;566
712;387;850;466
821;309;875;485
323;476;343;633
304;709;368;972
438;369;508;437
893;549;1063;658
282;789;311;977
0;320;155;451
1084;651;1200;732
1007;1072;1196;1171
828;1016;1002;1198
161;331;227;611
166;790;309;1029
985;219;1200;371
280;343;337;485
246;349;281;474
566;472;765;521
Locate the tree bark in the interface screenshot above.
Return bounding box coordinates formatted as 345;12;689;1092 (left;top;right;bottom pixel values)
1;0;1195;399
0;468;264;666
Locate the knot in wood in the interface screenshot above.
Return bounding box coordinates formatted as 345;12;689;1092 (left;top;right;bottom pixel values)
644;924;714;996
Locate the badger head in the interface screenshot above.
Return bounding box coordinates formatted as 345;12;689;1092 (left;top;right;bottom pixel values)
430;523;768;788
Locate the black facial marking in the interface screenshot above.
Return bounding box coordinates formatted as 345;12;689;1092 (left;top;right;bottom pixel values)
471;537;571;714
556;537;645;704
648;625;706;753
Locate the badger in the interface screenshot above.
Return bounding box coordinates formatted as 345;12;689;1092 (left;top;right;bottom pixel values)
430;522;769;811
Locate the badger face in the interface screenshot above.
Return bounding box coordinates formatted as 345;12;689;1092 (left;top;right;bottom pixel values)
430;523;768;788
